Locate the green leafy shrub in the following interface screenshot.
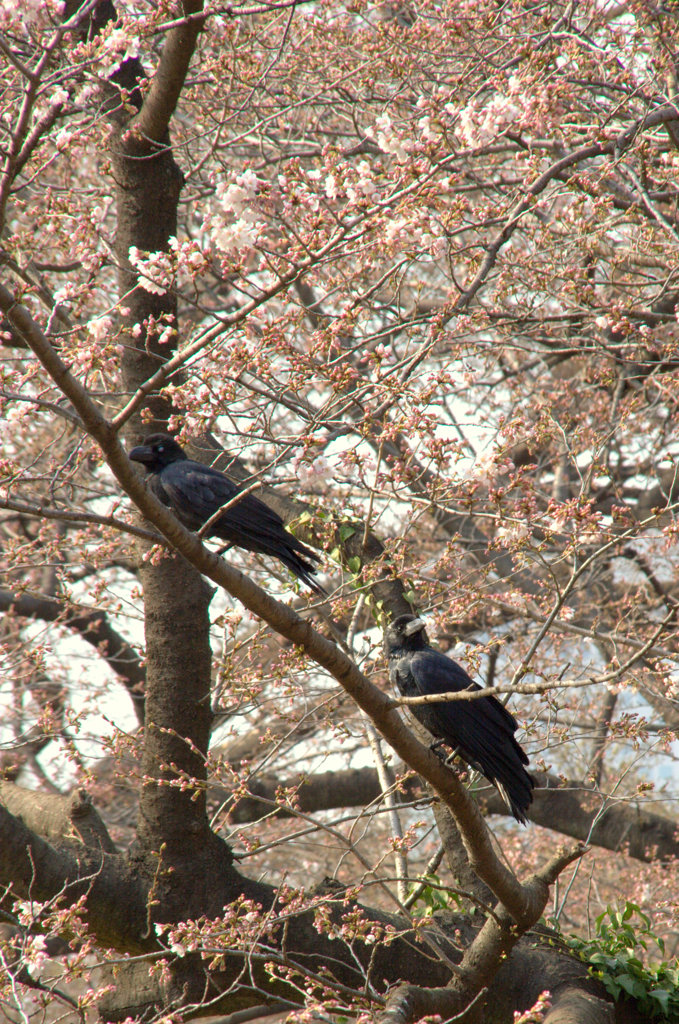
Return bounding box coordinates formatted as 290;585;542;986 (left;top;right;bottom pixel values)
566;902;679;1021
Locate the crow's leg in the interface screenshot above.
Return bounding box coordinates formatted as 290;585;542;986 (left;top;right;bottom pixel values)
429;741;467;770
429;740;449;761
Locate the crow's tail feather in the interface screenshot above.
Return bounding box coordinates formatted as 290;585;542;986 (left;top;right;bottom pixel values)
493;773;533;825
458;735;534;824
279;546;327;596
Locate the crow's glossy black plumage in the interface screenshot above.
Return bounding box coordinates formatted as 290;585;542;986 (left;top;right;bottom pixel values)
384;614;533;823
129;434;324;595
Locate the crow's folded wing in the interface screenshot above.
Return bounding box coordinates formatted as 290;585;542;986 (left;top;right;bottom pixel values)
407;649;528;771
159;462;286;538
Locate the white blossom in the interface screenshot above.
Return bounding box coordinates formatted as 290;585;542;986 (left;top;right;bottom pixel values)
128;246;172;295
369;113;410;161
100;27;140;75
292;455;330;486
456;93;521;146
356;160;376;197
212;216;264;254
54;127;72;149
23;935;48;970
86;316;112;343
216;170;260;215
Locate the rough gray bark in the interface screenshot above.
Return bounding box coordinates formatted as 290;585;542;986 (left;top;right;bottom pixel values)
0;781;117;853
0;804;148;951
431;798;495;908
542;987;615;1024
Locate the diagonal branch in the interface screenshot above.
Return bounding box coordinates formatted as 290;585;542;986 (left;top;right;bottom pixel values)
131;1;206;144
0;496;162;544
379;843;586;1024
1;284;557;928
479;773;679;863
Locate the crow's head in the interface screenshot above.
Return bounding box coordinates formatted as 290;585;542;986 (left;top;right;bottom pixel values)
129;433;186;471
384;614;429;653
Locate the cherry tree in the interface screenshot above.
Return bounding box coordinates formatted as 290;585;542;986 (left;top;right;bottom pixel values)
1;1;679;1021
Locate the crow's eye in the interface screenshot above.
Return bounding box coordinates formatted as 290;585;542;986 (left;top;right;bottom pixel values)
156;445;164;453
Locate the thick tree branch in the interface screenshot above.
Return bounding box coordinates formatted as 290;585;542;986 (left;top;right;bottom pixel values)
131;1;206;144
479;773;679;863
379;844;586;1023
543;986;615;1024
218;764;679;864
1;287;561;928
214;765;415;824
0;781;117;853
0;803;148;951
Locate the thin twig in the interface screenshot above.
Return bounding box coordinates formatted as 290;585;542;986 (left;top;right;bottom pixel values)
196;481;262;538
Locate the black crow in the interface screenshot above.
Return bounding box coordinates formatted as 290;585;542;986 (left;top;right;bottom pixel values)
384;614;533;823
129;434;325;595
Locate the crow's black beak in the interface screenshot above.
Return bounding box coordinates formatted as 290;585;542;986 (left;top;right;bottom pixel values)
129;445;154;466
403;617;425;637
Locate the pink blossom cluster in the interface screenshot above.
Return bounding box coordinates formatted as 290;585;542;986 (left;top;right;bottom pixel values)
153;896;277;964
204;170;266;255
366;113;412;162
513;990;552;1023
0;0;62;30
456;90;522;147
128;237;209;295
94;23;141;76
291;452;330;486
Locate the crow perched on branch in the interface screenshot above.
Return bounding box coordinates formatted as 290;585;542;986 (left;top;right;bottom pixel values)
384;614;534;823
129;434;325;595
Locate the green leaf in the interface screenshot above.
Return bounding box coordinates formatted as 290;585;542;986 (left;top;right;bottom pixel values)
568;900;678;1018
339;523;356;541
347;556;362;574
624;957;644;971
601;978;621;1000
649;989;671;1014
617;974;643;998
